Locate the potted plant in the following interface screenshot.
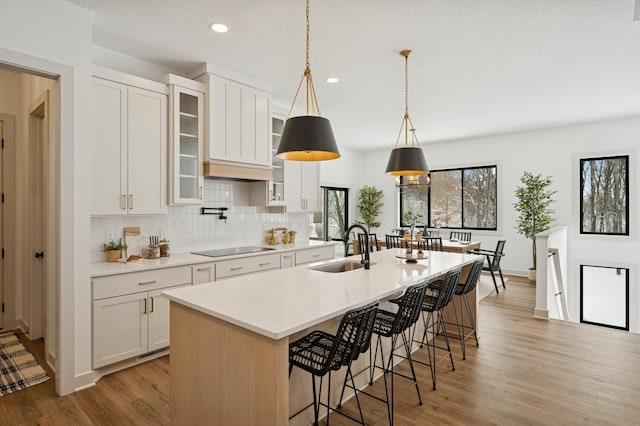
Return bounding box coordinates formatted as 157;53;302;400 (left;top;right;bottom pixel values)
514;171;556;280
356;185;384;233
288;230;296;244
102;239;127;262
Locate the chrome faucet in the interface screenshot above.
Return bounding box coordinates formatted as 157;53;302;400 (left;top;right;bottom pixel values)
344;224;370;270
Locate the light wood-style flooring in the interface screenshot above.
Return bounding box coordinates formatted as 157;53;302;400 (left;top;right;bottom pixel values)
2;276;639;425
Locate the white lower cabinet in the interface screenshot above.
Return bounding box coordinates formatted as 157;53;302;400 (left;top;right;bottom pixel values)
295;246;335;266
92;266;191;368
280;253;295;269
192;262;216;285
216;253;281;280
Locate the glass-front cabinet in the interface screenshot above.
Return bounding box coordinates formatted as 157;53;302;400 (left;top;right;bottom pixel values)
168;75;205;204
269;114;286;206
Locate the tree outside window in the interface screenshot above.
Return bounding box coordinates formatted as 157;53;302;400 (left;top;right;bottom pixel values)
580;155;628;235
399;165;497;230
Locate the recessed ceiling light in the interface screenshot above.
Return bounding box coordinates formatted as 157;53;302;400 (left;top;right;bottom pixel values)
325;77;339;84
209;23;228;33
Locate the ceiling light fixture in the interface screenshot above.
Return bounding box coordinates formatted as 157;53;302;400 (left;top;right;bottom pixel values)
276;0;340;161
209;23;228;33
395;174;430;194
385;50;429;177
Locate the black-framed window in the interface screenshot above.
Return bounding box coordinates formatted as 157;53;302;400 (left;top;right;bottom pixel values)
400;165;497;230
322;186;349;241
580;155;629;235
580;265;629;331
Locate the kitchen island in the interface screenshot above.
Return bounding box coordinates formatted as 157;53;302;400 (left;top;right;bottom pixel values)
163;248;480;425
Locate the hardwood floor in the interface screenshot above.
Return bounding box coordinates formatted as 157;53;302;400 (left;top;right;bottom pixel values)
2;276;639;425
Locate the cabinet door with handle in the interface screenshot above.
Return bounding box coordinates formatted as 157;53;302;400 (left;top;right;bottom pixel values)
147;285;190;352
91;78;127;215
93;292;148;368
127;86;167;214
192;263;215;285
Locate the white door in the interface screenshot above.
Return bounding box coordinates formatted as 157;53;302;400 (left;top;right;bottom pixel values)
28;94;48;340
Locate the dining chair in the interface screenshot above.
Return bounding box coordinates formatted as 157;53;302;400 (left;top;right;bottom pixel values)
470;240;506;294
357;232;379;253
449;231;472;242
385;234;406;249
418;237;443;251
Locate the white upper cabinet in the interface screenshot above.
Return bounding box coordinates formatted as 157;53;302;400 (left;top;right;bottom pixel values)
91;68;167;215
284;160;320;212
167;75;205;205
199;72;271;167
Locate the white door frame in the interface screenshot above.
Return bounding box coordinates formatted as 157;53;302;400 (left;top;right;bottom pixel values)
0;47;74;396
0;113;16;334
28;90;49;342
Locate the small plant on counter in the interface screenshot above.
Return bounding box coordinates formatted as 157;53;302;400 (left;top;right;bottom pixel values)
288;230;296;243
102;239;127;252
102;239;127;262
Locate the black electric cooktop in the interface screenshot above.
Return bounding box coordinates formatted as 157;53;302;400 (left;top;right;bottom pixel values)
192;246;275;258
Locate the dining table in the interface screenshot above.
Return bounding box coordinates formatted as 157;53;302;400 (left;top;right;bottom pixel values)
353;237;481;254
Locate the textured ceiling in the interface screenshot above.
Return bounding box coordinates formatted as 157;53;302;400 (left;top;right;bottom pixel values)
66;0;640;151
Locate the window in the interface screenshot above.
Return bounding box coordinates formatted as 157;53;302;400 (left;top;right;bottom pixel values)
322;187;349;241
580;155;629;235
580;265;629;330
400;165;497;230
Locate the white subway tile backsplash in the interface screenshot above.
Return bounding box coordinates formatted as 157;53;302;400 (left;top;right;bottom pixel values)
90;180;310;262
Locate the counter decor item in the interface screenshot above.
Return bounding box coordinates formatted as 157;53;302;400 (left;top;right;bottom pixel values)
288;230;296;244
160;239;171;257
102;239;126;262
266;229;278;245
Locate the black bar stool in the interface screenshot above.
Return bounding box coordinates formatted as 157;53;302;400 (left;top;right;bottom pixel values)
289;300;379;425
339;281;428;425
449;258;484;359
414;268;461;390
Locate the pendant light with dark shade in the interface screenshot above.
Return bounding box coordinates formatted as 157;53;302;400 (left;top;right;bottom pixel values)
385;50;429;176
276;0;340;161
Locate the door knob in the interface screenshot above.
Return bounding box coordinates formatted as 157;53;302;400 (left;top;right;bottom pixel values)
35;252;45;259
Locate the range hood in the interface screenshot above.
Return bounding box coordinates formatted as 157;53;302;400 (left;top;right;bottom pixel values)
204;159;272;181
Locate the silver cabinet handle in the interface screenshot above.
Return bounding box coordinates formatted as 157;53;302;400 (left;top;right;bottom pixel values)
259;262;270;266
196;267;210;272
128;194;133;209
230;266;243;271
312;254;321;258
121;194;126;210
282;255;292;258
138;280;157;286
198;186;203;200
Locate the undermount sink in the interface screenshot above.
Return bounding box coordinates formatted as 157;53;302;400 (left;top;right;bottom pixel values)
309;260;375;273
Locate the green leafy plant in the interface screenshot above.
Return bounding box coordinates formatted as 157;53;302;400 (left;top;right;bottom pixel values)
102;239;127;252
288;230;296;236
356;185;384;232
403;210;424;227
514;172;556;270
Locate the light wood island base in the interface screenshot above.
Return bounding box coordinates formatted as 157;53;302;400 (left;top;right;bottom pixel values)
169;302;289;425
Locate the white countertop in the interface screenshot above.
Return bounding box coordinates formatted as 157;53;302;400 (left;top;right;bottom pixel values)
90;240;337;277
163;248;481;340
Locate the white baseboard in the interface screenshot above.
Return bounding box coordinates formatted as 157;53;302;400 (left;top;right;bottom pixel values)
75;348;170;392
46;350;57;374
534;308;549;319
